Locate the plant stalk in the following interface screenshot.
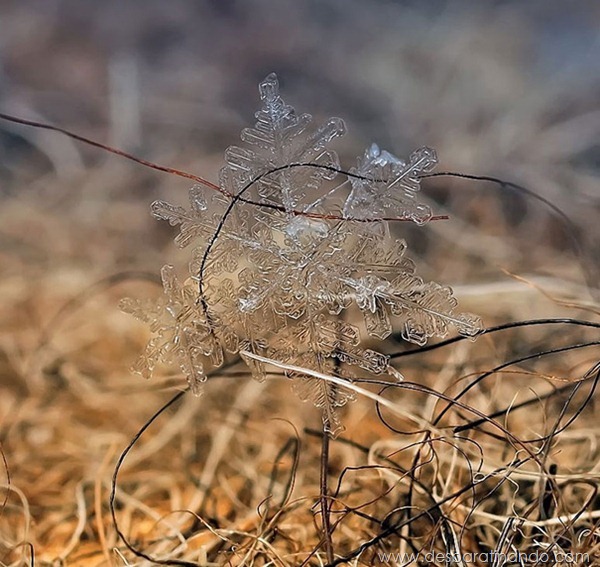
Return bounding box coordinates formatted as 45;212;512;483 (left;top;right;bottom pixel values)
320;419;334;563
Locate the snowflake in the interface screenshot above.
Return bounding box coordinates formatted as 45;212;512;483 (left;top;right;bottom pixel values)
122;73;482;436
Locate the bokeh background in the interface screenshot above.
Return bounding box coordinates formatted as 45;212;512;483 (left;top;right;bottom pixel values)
0;1;599;565
1;0;599;284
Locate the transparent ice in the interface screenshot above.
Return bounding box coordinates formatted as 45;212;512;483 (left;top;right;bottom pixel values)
122;73;482;436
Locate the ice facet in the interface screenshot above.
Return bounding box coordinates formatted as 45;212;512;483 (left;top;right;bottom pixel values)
343;144;437;224
123;74;481;435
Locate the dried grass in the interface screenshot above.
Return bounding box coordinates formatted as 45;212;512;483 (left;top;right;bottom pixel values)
1;169;598;566
1;2;599;565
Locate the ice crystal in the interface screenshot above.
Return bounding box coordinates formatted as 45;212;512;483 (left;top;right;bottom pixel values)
122;73;482;436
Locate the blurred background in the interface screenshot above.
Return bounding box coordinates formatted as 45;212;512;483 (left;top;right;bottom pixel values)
1;0;599;284
0;2;599;564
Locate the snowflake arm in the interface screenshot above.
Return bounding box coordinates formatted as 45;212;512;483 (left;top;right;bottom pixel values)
122;73;482;435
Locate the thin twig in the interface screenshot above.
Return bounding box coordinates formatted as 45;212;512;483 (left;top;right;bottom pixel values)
320;418;334;563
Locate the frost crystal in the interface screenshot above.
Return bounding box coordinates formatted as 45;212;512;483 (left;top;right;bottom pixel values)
122;73;482;436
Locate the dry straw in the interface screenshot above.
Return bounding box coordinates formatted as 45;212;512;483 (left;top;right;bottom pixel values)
0;74;598;566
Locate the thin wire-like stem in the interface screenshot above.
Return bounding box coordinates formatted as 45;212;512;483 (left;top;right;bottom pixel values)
0;112;446;225
0;112;222;191
109;389;197;567
320;418;334;564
